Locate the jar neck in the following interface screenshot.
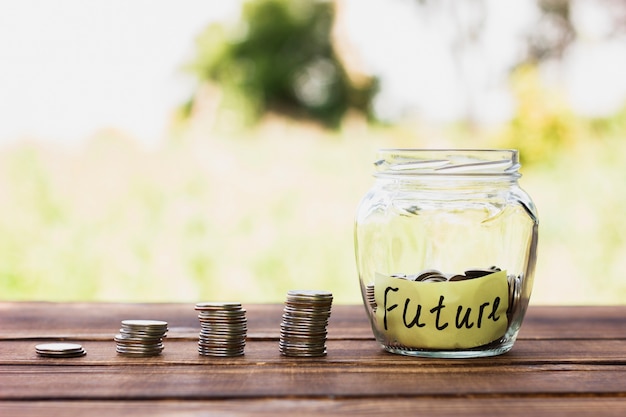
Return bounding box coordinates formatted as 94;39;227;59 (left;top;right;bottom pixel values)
372;149;522;194
376;175;518;194
374;149;521;178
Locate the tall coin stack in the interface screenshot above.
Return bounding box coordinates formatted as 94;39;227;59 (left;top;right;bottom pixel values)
115;320;168;356
195;302;247;357
279;290;333;357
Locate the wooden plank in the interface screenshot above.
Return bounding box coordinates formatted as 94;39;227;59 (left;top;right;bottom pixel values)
520;305;626;339
2;339;626;366
0;303;371;340
2;398;626;417
2;361;626;400
2;302;626;416
2;303;625;341
2;339;626;400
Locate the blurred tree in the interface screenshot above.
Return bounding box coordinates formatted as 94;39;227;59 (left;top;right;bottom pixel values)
526;0;575;62
502;65;577;166
185;0;377;129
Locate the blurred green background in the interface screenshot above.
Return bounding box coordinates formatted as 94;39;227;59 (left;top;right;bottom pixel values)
1;0;625;304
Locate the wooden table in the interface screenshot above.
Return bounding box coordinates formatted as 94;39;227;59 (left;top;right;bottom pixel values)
1;302;626;416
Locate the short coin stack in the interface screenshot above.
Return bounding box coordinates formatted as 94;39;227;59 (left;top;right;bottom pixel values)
35;342;86;358
279;290;333;357
195;302;247;357
115;319;168;356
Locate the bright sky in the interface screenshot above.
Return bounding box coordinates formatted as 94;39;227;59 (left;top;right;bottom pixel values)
0;0;240;145
0;0;624;145
344;0;626;124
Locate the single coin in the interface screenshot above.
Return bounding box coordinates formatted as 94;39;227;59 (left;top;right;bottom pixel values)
414;269;444;281
422;276;448;283
121;319;168;328
448;275;468;282
195;302;242;311
464;269;495;278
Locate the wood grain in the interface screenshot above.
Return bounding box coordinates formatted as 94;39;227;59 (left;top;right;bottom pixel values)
1;302;626;416
3;398;626;417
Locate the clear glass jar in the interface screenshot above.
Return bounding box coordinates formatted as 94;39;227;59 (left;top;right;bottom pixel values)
354;149;538;358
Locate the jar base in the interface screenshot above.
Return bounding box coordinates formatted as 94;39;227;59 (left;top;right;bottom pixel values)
380;340;514;358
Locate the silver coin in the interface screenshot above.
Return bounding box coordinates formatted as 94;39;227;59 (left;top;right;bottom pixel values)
35;343;86;358
279;339;328;349
198;340;245;346
116;339;164;347
116;346;164;352
116;319;168;356
464;269;494;278
287;289;333;298
198;343;245;350
282;307;331;316
280;290;332;357
282;321;329;328
116;350;162;357
198;316;247;322
121;319;168;328
35;343;84;353
279;348;326;357
113;334;163;345
195;301;247;356
281;314;330;322
198;349;245;356
414;269;444;281
119;328;167;336
199;325;248;332
195;302;242;311
281;331;327;339
197;309;246;315
198;350;245;357
285;298;333;306
115;341;164;348
280;333;327;341
280;321;328;330
198;344;246;351
119;325;168;332
198;318;248;325
421;276;447;283
35;351;86;358
115;342;164;350
199;334;247;340
507;274;522;318
279;341;327;349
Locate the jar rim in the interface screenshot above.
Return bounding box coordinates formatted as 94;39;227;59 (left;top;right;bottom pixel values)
374;149;521;177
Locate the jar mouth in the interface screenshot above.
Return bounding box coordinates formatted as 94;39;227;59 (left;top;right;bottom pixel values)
374;149;520;177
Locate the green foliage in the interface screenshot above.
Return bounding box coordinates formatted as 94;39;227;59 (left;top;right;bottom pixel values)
500;65;577;167
186;0;376;128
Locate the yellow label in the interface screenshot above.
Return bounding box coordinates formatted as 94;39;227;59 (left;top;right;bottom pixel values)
375;270;509;349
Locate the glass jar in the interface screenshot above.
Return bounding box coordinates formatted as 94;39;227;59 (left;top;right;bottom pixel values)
354;149;538;358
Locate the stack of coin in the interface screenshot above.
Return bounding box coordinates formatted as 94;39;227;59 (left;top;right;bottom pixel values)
279;290;333;357
35;342;86;358
115;319;168;356
195;302;247;357
365;283;376;312
507;274;521;318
